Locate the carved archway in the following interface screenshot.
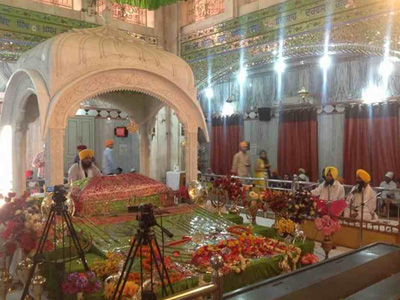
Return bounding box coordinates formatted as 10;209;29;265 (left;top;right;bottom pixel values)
45;69;204;185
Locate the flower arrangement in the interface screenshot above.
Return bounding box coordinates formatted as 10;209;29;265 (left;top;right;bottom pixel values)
286;190;319;224
213;174;245;205
104;280;139;300
274;217;296;236
315;215;341;236
61;271;102;295
0;193;51;256
263;189;289;216
176;186;189;202
191;228;301;275
301;253;319;266
91;252;125;280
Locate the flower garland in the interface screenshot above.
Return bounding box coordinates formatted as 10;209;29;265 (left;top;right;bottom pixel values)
91;252;125;280
315;215;341;236
62;271;102;295
191;229;301;274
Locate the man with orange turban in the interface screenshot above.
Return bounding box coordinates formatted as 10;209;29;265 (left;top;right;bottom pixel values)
311;166;346;216
231;141;251;177
311;166;345;201
68;149;101;184
344;169;378;221
102;140;116;175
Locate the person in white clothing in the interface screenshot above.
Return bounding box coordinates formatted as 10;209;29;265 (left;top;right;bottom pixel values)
379;171;397;216
311;166;345;202
344;169;378;221
102;139;116;175
68;149;101;184
298;168;310;182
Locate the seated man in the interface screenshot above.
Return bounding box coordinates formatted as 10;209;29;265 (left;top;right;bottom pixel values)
298;168;310;182
311;166;346;216
379;171;396;216
344;169;378;221
68;149;102;184
74;145;96;164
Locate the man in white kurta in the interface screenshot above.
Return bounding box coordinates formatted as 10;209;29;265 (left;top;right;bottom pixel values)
311;166;345;202
68;149;102;184
344;169;378;221
379;171;397;216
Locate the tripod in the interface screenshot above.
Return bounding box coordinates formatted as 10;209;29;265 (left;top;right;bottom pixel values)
112;219;174;300
21;186;90;300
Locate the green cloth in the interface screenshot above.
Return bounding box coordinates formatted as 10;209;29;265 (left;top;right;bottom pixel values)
221;213;244;224
110;0;183;10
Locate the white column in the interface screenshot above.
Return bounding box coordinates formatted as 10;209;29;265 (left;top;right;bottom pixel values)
46;128;65;186
12;122;28;195
139;124;150;176
185;129;198;184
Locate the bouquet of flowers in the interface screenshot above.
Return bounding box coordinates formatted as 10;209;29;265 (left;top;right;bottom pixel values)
263;189;289;216
286;190;319;224
274;217;296;236
91;252;125;280
213;174;245;205
62;271;102;295
315;215;341;236
301;253;319;266
176;186;189;202
0;193;51;256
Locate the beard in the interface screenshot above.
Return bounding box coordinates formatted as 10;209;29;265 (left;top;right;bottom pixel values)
81;161;92;169
356;181;365;192
324;178;334;186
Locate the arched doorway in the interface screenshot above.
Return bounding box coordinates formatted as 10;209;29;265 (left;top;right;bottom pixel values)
1;25;208;193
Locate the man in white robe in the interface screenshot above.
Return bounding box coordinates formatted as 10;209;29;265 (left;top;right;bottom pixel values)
68;149;101;184
344;169;378;221
311;166;345;201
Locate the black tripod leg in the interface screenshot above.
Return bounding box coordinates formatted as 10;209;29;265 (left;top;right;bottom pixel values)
113;235;142;300
20;210;56;300
62;211;90;271
149;239;174;295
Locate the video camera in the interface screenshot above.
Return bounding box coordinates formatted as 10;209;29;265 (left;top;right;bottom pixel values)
48;185;68;204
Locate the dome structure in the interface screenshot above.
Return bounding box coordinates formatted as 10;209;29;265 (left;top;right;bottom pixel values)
1;24;208;191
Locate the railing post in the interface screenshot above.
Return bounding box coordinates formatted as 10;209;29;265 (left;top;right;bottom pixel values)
210;255;224;300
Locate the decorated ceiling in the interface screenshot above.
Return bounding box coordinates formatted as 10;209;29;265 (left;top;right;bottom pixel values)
180;0;400;89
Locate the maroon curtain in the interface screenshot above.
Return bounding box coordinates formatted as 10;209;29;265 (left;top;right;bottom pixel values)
210;115;243;175
343;105;372;185
278;109;318;181
343;103;400;185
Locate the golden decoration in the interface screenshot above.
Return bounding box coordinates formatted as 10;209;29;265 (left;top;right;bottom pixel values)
188;180;207;205
126;119;139;133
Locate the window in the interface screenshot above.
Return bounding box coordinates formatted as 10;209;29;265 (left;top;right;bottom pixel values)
33;0;73;9
181;0;225;26
97;1;148;27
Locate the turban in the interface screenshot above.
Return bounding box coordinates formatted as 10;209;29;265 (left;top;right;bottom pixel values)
239;141;248;148
385;172;394;179
325;166;339;180
356;169;371;183
79;149;94;161
77;145;87;151
105;140;114;147
298;168;306;174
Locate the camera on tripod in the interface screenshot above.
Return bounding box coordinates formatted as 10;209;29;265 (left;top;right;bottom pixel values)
48;185;69;204
130;203;157;230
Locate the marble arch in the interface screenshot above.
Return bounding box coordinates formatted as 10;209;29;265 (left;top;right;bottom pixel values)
1;25;208;193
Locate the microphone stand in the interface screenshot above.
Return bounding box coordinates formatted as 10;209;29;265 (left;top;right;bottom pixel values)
360;187;365;248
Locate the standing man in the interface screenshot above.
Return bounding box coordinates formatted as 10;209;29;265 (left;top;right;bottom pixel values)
380;171;396;216
68;149;101;184
102;140;116;175
231;141;251;177
32;151;45;179
344;169;378;221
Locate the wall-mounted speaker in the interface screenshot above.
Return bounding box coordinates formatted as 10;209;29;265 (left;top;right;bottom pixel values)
258;107;271;121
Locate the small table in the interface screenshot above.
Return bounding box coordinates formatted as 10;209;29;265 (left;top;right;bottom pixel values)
166;171;185;191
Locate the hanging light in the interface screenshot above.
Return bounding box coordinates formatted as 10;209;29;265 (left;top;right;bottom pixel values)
221;101;235;117
319;55;332;70
205;87;214;99
237;68;247;84
379;59;394;77
274;58;286;74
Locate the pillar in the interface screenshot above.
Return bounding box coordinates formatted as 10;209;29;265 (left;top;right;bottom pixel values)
13;122;28;195
139;123;150;176
185;129;198;184
45;127;65;186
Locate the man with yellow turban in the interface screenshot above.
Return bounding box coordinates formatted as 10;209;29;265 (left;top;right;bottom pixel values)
231;141;251;177
102;140;116;175
344;169;378;221
68;149;102;184
311;166;345;201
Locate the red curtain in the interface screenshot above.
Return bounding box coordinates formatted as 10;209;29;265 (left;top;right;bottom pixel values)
210;115;243;175
278;109;318;181
343;103;400;185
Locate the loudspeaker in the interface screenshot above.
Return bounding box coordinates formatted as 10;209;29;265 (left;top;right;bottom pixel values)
258;107;271;121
